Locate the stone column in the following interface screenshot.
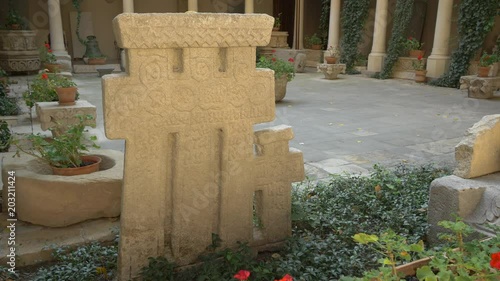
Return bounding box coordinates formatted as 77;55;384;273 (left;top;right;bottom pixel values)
327;0;341;49
293;0;305;49
188;0;198;11
426;0;454;78
123;0;134;13
367;0;388;72
48;0;72;72
245;0;254;13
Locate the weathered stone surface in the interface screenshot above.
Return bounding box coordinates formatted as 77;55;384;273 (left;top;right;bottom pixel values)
454;114;500;179
0;30;41;72
266;31;289;48
428;174;500;244
35;100;97;132
1;150;123;227
317;63;346;80
104;13;304;279
459;75;500;99
275;76;288;102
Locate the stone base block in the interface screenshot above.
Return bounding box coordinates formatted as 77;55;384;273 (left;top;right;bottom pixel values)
305;49;323;67
265;31;289;48
426;55;450;78
35;100;97;132
459;75;500;99
428;173;500;245
73;63;121;74
317;63;346;80
392;57;428;80
367;53;385;72
1;149;124;227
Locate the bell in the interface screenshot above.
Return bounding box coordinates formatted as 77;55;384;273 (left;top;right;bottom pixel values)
83;35;104;58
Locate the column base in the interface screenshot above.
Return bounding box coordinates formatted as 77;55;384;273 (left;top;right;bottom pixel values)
54;52;73;73
426;55;450;78
367;53;386;72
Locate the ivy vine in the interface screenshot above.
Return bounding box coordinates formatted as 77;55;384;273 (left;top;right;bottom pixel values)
430;0;499;88
72;0;87;45
319;0;331;49
377;0;414;79
339;0;371;74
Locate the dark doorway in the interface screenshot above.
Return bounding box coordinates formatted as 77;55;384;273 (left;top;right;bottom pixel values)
274;0;296;48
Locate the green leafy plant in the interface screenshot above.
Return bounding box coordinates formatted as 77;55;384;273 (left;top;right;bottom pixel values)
0;84;19;116
431;0;498;88
256;55;295;82
22;72;78;108
274;13;282;28
412;55;426;71
479;51;498;67
305;33;322;46
39;43;57;64
13;115;99;168
404;37;424;51
377;0;415;79
339;0;370;74
5;6;24;29
0;121;11;152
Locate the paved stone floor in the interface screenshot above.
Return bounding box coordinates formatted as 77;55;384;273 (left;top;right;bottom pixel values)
6;70;500;179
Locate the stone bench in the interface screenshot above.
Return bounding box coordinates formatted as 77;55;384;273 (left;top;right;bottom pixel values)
428;114;500;244
35;100;97;135
96;66;115;77
459;75;500;99
317;63;346;80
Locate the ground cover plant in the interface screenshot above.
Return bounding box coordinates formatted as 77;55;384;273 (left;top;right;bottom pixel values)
2;164;449;280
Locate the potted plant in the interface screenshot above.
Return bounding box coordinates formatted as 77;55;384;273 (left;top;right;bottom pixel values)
39;43;61;73
478;51;497;77
306;33;322;50
13;115;101;176
325;45;340;64
412;55;426;83
5;7;24;30
340;219;500;281
23;72;79;109
47;73;78;105
73;0;107;64
404;37;424;58
256;55;295;102
273;13;282;31
0;83;19;117
86;54;107;65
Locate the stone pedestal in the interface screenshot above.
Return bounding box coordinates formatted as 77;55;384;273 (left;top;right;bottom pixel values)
0;30;41;73
266;31;289;48
317;63;346;80
392;57;427;80
35;100;97;134
459;75;500;99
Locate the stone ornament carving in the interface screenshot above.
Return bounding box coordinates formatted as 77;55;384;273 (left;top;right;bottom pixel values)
317;63;346;79
459;75;500;99
104;13;304;279
0;30;40;72
266;31;289;48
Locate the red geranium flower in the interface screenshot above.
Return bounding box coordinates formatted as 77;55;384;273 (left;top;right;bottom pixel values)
48;49;52;53
408;36;413;40
45;43;50;48
41;73;48;80
234;270;251;280
491;252;500;270
272;49;276;53
272;58;276;62
275;274;293;281
288;58;294;63
417;55;423;61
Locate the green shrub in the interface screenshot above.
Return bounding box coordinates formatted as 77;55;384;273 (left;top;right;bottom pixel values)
0;121;10;152
0;83;19;116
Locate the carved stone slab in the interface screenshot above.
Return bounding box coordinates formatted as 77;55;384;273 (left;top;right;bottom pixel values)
460;75;500;99
103;13;304;279
317;63;346;80
35;100;97;132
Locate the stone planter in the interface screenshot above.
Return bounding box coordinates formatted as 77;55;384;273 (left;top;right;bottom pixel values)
1;149;124;227
409;50;424;58
415;70;427;83
275;75;288;102
0;30;41;73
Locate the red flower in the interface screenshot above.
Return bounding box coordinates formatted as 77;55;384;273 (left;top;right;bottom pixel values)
48;49;52;53
491;252;500;270
408;37;413;40
288;58;294;63
234;270;251;280
417;55;423;61
272;58;276;62
41;73;48;80
272;49;276;53
45;43;50;48
275;274;293;281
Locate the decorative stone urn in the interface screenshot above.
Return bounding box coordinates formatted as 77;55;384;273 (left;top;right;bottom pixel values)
0;30;41;73
275;75;288;102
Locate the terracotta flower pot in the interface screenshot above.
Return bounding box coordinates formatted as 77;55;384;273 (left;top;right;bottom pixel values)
273;27;280;31
415;70;427;83
51;155;102;176
325;57;337;64
8;24;21;30
311;44;322;50
87;58;107;65
55;87;77;106
409;50;424;58
477;66;490;77
44;63;62;73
